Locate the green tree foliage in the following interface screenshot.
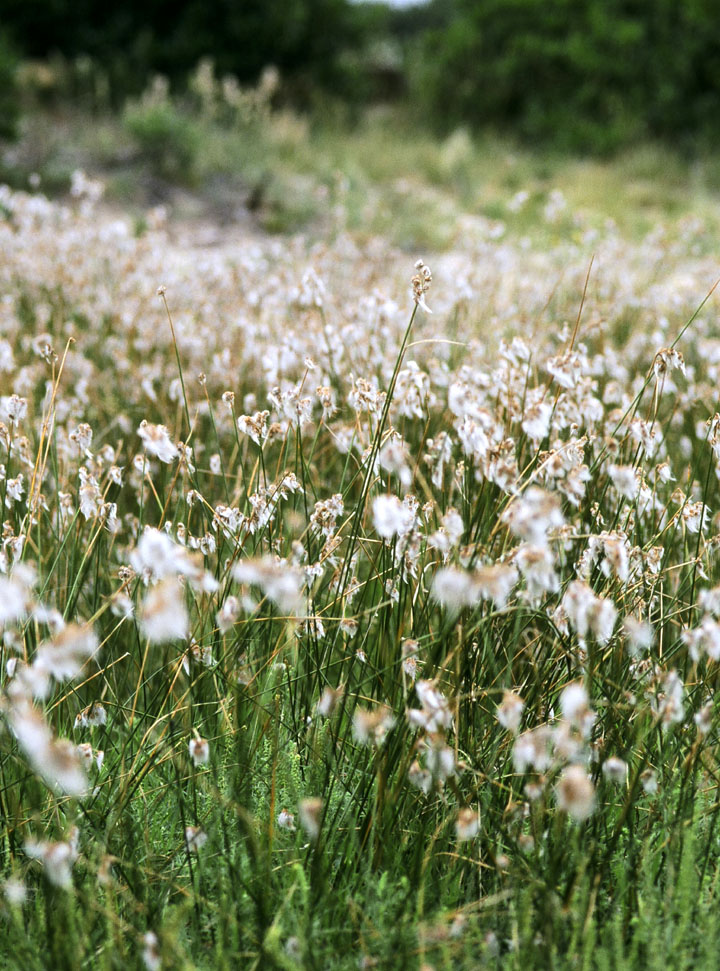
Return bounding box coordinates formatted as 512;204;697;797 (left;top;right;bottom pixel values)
412;0;720;152
0;31;20;139
0;0;366;97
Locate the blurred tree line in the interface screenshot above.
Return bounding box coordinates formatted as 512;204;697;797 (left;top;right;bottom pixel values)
412;0;720;151
1;0;720;152
0;0;381;100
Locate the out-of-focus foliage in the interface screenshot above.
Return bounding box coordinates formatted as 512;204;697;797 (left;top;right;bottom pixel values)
1;0;372;100
4;0;720;155
411;0;720;152
0;31;20;139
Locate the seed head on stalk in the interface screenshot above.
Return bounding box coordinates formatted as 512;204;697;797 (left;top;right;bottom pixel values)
411;258;432;313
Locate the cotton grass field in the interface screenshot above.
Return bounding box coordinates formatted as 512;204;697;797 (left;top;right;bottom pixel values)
3;151;720;970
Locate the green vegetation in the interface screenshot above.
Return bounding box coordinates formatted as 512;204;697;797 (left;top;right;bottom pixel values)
1;126;720;966
5;0;720;152
1;0;373;98
412;0;720;151
6;71;720;251
3;8;720;966
0;31;20;140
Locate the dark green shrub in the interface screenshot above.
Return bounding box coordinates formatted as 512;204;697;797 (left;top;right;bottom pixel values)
410;0;720;153
123;79;200;181
0;31;21;140
1;0;370;104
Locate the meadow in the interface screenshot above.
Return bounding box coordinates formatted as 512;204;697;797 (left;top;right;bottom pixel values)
4;79;720;970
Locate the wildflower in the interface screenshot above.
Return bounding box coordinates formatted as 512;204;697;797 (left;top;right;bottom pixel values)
316;385;337;419
455;807;480;841
0;394;27;427
624;616;653;656
348;376;386;415
317;685;344;718
69;422;93;453
372;494;415;539
0;570;32;625
425;736;456;781
182;640;214;672
111;593;134;619
310;494;344;539
431;567;475;612
546;350;583;389
652;669;684;725
645;546;663;574
9;702;88;795
189;737;210;766
556;765;595;821
408;759;432;793
525;779;546;801
277;809;296;831
640;769;658;794
409;680;453;733
232;557;304;614
608;464;640;500
353;705;395;745
142;932;161;971
655;461;674;484
598;532;631;583
559;682;594;731
76;742;104;771
299;798;323;840
554;721;585;763
131;527;213;588
682;617;720;662
502;487;564;546
653;347;685;378
3;877;26;907
602;756;628;784
522;400;553;442
74;701;107;729
514;544;559;599
41;739;89;796
76;742;92;770
185;826;207;853
562;580;617;644
682;500;709;534
472;563;518;609
427;508;464;554
37;624;99;682
285;937;302;960
24;831;79;888
513;726;553;773
401;639;421;681
139;579;189;643
5;474;24;507
694;700;713;736
411;258;432;313
497;691;524;734
137;420;178;463
515;835;533;856
699;586;720;615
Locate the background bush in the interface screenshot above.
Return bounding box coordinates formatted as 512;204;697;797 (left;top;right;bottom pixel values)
0;0;376;102
0;31;20;140
3;0;720;154
410;0;720;152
